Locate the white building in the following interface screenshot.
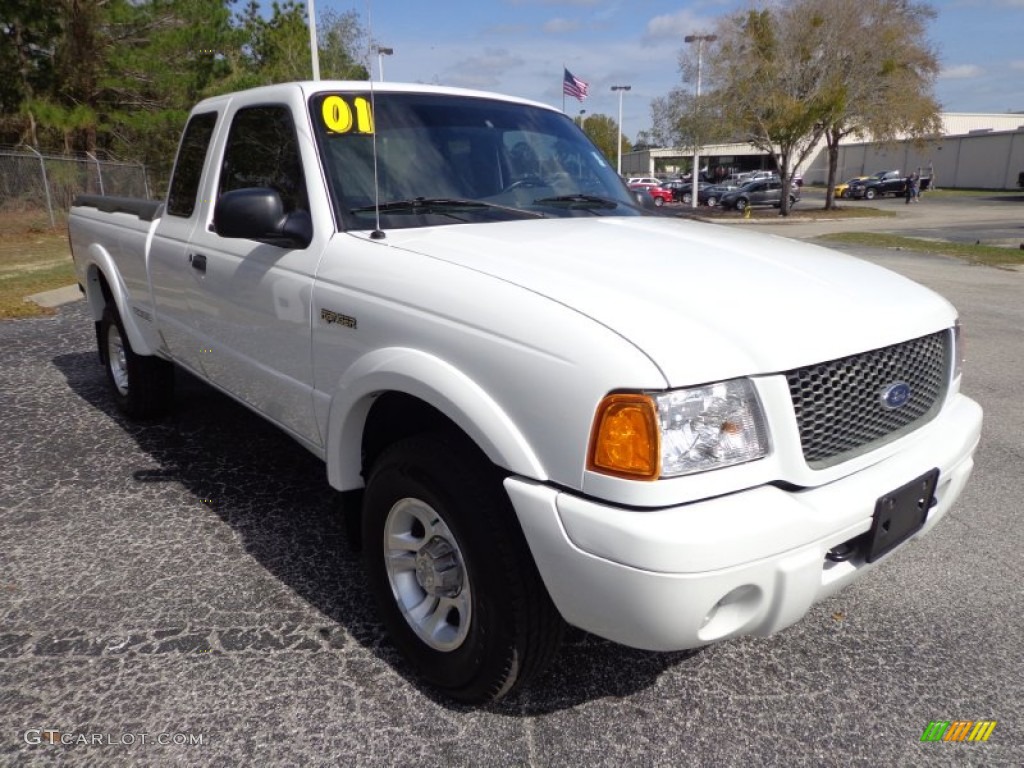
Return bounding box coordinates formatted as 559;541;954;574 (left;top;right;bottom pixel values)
622;113;1024;189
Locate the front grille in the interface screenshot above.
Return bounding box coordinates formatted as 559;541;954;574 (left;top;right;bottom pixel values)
785;331;950;468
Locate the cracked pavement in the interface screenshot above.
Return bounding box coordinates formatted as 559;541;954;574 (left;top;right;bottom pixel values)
1;246;1022;766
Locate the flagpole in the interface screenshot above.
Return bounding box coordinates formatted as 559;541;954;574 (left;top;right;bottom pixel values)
562;64;566;113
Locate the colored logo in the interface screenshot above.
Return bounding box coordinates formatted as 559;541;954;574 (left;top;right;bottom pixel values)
881;381;911;409
920;720;997;742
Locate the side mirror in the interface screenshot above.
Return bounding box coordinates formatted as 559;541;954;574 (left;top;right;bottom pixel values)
213;188;312;249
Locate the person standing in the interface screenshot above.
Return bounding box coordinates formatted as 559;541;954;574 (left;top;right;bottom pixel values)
928;162;937;191
905;173;914;204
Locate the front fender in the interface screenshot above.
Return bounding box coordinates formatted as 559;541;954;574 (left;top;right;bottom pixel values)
325;347;546;490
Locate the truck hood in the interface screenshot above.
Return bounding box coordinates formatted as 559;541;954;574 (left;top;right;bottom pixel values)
378;217;955;386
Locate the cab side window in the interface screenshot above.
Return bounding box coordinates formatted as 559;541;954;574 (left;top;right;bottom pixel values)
166;112;217;218
219;105;309;214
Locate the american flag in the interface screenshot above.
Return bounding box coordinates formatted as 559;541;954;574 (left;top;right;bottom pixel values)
563;68;589;101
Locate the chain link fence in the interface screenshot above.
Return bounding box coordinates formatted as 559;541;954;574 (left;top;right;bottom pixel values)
0;149;150;227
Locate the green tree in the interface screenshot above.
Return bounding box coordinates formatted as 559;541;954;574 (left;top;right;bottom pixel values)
709;7;842;215
579;113;631;169
802;0;941;209
0;0;61;146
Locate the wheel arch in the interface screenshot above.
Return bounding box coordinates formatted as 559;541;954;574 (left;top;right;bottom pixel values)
80;247;157;356
325;347;547;491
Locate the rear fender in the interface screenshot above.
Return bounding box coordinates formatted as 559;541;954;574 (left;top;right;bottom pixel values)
80;244;158;357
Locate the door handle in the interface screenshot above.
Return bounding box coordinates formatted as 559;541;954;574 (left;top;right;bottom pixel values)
189;253;207;272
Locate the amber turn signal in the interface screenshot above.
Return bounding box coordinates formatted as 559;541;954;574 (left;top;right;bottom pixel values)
587;394;660;480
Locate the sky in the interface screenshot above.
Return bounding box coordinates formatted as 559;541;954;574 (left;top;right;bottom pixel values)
311;0;1024;141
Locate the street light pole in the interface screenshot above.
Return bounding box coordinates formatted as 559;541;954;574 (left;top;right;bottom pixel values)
684;34;716;208
376;46;394;82
307;0;320;80
611;85;631;176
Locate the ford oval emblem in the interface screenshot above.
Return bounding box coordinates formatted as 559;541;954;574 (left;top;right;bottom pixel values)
881;382;912;409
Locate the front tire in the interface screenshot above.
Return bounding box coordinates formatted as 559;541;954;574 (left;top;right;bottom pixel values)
864;188;877;200
99;305;174;419
653;196;665;207
362;434;563;703
734;198;748;211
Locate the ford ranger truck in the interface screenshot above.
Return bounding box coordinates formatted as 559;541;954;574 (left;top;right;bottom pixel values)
68;81;983;704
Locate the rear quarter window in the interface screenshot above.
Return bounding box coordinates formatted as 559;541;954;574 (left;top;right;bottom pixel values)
166;112;218;218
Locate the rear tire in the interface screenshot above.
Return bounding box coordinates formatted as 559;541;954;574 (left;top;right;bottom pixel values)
653;196;665;207
735;198;748;211
706;196;717;207
99;305;174;419
362;433;563;703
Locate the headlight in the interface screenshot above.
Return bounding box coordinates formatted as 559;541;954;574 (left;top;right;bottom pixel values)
588;379;769;480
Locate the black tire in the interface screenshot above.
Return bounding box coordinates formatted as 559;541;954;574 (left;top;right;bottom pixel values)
735;198;748;211
864;188;876;200
706;195;717;207
653;196;665;207
682;192;692;204
99;305;174;419
362;433;563;703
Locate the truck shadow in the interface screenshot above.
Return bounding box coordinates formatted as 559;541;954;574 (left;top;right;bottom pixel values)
52;348;696;713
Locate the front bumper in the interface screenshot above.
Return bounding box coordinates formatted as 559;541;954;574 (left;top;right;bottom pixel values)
506;394;982;651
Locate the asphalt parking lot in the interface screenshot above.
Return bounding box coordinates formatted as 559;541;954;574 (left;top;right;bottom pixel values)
2;212;1022;765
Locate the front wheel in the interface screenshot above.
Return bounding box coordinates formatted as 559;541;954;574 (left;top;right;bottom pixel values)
362;434;563;703
682;192;692;204
705;196;717;207
653;196;665;207
734;198;748;211
99;305;174;419
864;188;877;200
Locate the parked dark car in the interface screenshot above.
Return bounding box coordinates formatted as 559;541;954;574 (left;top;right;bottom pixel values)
849;170;906;199
719;178;800;211
850;170;933;199
672;181;714;204
660;180;692;202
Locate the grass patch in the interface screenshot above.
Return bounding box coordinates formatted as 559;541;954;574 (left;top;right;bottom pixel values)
816;231;1024;267
0;215;75;319
688;203;894;221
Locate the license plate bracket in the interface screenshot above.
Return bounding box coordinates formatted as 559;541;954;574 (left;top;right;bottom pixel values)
865;468;940;563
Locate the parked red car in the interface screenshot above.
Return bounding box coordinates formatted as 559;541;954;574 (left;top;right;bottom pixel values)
628;183;672;207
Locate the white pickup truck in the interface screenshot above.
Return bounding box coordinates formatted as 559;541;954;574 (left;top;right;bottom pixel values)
69;81;982;703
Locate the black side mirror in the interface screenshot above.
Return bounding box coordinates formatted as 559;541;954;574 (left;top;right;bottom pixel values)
214;188;312;249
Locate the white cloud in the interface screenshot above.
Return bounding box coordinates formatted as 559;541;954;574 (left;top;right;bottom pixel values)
543;18;581;34
643;9;717;44
941;64;985;79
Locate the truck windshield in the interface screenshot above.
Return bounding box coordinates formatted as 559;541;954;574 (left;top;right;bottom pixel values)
309;91;642;230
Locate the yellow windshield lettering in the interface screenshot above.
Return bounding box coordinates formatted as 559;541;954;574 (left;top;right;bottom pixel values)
321;95;374;135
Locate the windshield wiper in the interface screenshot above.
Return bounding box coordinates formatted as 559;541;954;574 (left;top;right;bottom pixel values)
351;197;543;219
532;194;620;210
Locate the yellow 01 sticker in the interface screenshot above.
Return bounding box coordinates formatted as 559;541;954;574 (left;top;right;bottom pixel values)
321;95;374;135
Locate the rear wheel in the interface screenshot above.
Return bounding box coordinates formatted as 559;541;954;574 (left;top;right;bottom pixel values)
99;305;174;419
706;195;717;207
682;192;692;204
362;433;563;703
734;198;748;211
653;196;665;207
